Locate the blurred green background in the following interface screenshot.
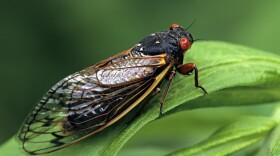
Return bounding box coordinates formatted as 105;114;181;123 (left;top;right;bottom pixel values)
1;0;280;155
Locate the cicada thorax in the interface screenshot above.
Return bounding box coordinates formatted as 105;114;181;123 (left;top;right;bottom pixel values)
60;49;169;133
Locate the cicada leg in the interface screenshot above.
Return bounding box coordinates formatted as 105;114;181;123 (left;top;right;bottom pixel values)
124;87;161;127
177;63;208;94
131;87;161;119
159;70;176;116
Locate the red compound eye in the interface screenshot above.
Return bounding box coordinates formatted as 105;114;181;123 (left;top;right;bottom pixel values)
170;23;180;29
179;38;191;51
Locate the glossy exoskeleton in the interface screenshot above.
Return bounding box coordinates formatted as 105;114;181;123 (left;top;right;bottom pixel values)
18;23;207;155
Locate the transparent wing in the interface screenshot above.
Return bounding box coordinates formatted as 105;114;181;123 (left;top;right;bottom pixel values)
18;50;170;155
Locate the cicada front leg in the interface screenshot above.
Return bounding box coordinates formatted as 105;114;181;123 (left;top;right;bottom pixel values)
177;63;207;94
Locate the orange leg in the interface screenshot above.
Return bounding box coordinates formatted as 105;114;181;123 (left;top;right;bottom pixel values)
177;63;207;94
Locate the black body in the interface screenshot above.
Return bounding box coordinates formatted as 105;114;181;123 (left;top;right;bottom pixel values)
133;27;194;59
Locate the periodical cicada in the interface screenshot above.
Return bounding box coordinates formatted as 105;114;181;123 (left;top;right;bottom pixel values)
18;23;207;155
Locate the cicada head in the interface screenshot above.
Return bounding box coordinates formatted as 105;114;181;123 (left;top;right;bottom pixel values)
169;24;194;52
133;24;195;64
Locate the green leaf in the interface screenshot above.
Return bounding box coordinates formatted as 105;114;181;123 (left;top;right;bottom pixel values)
270;139;280;156
269;137;280;156
1;41;280;156
254;105;280;156
167;116;277;156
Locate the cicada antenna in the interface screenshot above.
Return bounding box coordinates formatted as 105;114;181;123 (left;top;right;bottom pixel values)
185;18;197;30
193;38;208;42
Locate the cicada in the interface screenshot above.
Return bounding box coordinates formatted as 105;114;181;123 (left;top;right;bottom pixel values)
18;23;207;155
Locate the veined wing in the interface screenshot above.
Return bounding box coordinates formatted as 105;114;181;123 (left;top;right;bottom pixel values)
18;50;172;155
